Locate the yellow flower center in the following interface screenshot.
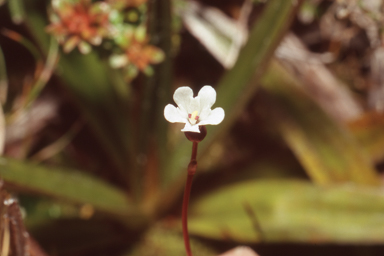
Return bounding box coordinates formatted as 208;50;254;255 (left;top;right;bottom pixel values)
188;111;199;125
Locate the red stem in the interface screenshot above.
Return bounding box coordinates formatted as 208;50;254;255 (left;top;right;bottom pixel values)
182;141;198;256
191;141;198;161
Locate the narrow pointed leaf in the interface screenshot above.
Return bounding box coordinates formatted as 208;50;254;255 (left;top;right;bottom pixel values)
25;38;58;108
136;0;173;201
8;0;26;24
0;157;139;219
261;61;379;185
59;53;132;185
189;180;384;243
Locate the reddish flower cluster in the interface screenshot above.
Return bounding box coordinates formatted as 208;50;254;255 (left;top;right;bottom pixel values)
46;0;110;54
125;38;163;71
46;0;164;80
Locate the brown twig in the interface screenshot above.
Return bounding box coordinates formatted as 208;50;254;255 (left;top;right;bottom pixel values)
1;179;50;256
7;197;29;256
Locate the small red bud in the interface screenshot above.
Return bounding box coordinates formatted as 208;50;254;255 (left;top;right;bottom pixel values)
184;126;207;142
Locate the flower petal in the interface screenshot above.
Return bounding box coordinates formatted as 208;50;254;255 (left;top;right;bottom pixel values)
186;96;200;114
164;104;187;123
198;107;225;126
109;54;128;68
63;36;80;53
173;86;193;113
199;108;211;121
78;41;92;54
198;85;216;111
181;122;201;133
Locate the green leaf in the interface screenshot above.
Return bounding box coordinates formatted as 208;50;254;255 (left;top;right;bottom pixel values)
59;52;133;186
261;61;379;185
139;0;173;197
8;0;26;24
24;2;51;52
188;180;384;243
0;157;141;221
206;0;303;146
25;37;58;108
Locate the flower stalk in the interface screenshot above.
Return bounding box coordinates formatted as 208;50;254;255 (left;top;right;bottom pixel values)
181;126;206;256
182;141;198;256
163;85;224;256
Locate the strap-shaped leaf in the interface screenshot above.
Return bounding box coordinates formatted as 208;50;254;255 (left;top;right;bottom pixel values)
189;180;384;243
262;61;379;185
59;53;133;186
0;157;141;221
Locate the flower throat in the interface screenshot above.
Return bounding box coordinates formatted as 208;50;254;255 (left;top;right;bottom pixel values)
188;111;199;125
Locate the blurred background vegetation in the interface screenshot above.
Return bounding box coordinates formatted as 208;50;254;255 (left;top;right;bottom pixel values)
1;0;384;255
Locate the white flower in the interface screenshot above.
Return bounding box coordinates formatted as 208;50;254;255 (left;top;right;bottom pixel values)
164;86;225;133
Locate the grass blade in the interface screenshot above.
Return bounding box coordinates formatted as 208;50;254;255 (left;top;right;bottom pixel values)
262;61;379;185
25;37;58;108
59;53;133;187
0;157;142;221
189;180;384;243
8;0;26;24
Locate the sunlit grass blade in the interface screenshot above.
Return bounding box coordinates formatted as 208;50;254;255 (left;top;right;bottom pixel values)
0;157;144;224
179;1;241;68
188;180;384;243
262;61;379;185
